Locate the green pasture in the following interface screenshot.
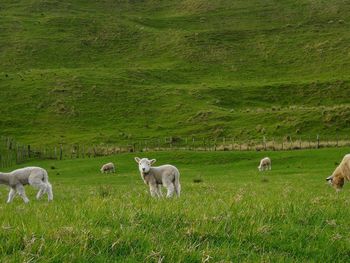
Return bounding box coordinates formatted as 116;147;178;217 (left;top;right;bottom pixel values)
0;148;349;262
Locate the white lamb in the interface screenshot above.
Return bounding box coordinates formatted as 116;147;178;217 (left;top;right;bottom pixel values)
258;157;271;171
326;154;350;191
100;162;115;173
0;167;53;203
134;157;181;198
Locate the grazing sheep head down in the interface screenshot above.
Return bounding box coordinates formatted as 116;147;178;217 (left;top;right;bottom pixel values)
326;175;344;191
134;157;156;174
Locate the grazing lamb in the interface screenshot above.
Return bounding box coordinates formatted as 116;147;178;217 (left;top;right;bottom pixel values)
258;157;271;171
100;162;115;173
0;167;53;203
326;154;350;191
134;157;181;198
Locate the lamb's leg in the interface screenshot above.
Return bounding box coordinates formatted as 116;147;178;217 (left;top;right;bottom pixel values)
166;183;175;198
16;184;29;203
157;185;163;197
7;187;16;203
149;184;158;197
29;173;53;201
34;182;52;201
174;181;181;197
36;188;44;200
46;182;53;201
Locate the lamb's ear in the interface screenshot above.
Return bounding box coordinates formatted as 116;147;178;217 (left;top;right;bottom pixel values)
150;159;156;165
134;157;141;164
326;175;333;181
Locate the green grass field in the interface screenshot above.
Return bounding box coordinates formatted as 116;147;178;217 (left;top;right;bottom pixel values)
1;147;349;262
1;0;350;145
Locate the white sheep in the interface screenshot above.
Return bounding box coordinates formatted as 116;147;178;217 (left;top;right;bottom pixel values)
326;154;350;191
0;166;53;203
258;157;271;171
134;157;181;198
100;162;115;173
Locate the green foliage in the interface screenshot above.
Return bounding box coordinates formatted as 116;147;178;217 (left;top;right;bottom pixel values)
0;148;349;261
0;0;350;144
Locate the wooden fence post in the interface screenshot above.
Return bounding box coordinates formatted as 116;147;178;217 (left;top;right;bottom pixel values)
317;134;320;149
60;144;63;160
14;144;18;164
336;134;339;147
8;138;12;150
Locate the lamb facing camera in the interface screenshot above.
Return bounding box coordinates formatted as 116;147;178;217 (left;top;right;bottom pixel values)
134;157;181;198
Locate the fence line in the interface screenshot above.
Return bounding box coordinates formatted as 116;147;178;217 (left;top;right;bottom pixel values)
1;135;350;168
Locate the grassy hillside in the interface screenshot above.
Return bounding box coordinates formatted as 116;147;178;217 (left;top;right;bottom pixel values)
0;0;350;145
0;148;350;261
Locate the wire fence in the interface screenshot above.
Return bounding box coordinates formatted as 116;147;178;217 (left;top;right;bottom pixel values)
1;135;350;168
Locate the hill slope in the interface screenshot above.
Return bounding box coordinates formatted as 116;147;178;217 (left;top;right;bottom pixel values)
0;0;350;145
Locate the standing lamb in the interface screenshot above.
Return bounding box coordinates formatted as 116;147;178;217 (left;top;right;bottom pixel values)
134;157;181;198
0;167;53;203
326;154;350;191
258;157;271;171
100;162;115;173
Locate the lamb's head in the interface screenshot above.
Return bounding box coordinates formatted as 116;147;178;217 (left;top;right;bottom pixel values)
134;157;156;174
326;175;344;192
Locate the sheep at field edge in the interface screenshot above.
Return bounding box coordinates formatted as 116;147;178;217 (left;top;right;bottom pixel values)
0;167;53;203
134;157;181;198
326;154;350;191
258;157;271;171
100;162;115;173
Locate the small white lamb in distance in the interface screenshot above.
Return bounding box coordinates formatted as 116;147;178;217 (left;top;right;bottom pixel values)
0;167;53;203
258;157;271;171
134;157;181;198
100;162;115;173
